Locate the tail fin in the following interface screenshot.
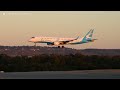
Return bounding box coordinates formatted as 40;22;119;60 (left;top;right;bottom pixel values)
82;29;94;42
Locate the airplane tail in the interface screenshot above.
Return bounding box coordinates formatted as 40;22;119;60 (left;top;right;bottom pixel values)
82;29;96;42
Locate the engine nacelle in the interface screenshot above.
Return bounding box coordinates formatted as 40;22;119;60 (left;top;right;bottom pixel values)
54;42;65;45
54;42;60;45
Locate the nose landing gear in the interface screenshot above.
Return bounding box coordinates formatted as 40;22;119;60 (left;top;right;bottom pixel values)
34;43;36;46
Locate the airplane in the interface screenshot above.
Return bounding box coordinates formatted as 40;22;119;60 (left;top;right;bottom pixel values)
28;29;97;48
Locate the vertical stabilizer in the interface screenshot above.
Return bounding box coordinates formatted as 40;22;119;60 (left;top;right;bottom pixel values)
82;29;94;42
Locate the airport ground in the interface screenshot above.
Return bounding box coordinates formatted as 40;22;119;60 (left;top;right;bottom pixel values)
0;69;120;79
0;46;120;79
0;46;120;56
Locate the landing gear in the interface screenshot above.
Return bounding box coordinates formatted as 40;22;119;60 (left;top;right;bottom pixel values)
62;46;64;48
58;46;64;48
34;43;36;46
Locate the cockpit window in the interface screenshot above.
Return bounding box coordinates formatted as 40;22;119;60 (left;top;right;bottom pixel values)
31;37;35;38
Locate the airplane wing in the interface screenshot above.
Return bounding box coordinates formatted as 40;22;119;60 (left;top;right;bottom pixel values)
59;36;79;44
47;36;79;45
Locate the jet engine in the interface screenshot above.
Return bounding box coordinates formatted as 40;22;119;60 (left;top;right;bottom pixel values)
54;42;64;45
54;42;61;45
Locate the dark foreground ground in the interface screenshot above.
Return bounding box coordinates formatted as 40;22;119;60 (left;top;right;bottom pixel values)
0;46;120;56
0;69;120;79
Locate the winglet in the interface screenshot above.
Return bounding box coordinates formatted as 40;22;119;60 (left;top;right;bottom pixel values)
75;36;79;40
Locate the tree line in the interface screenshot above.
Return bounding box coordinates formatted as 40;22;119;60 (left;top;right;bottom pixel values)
0;54;120;72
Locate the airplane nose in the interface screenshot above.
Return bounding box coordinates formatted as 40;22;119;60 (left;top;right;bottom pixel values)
28;39;32;42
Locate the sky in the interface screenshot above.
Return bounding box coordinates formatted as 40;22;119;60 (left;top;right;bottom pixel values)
0;11;120;49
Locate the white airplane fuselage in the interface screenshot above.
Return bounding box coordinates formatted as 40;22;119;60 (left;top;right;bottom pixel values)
29;37;84;45
28;29;97;47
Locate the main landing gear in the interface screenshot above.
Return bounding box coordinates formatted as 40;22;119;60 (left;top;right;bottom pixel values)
62;46;64;48
58;46;64;48
58;46;60;48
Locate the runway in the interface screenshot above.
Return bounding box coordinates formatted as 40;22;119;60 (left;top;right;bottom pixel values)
0;69;120;79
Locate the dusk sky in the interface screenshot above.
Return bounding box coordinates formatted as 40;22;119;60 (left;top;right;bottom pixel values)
0;11;120;49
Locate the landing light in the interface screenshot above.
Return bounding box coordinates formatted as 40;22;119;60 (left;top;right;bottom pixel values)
0;71;4;73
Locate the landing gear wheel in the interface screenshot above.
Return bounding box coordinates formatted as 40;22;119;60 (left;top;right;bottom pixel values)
62;46;64;48
58;46;60;48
